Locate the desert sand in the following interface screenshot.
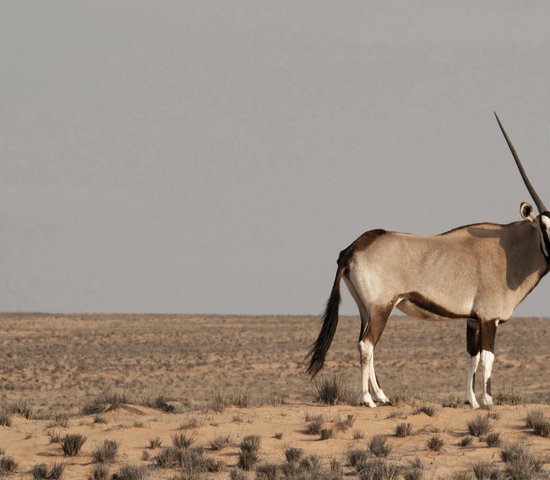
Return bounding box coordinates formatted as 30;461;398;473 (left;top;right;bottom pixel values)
0;314;549;479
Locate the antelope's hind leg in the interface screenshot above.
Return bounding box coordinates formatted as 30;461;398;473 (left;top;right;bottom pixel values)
465;319;481;409
357;306;391;407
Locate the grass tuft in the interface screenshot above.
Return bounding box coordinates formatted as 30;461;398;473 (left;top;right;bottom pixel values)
0;410;12;427
88;464;109;480
334;413;355;432
284;447;303;463
255;463;278;480
0;455;19;473
147;437;161;449
472;461;501;480
238;435;261;471
500;442;542;480
305;418;323;435
62;433;87;456
315;376;344;405
395;422;412;437
112;464;149;480
459;436;473;447
414;405;437;417
83;392;128;415
91;440;118;464
347;448;370;469
357;458;400;480
31;463;65;479
525;408;550;437
403;457;424;480
485;432;501;448
494;389;523;406
369;435;391;457
426;435;444;452
209;388;250;411
172;432;196;449
209;434;230;450
467;415;491;438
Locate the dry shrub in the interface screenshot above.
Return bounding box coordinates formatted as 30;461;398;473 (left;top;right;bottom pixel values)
459;436;473;447
256;463;278;480
357;458;400;480
334;414;355;432
92;440;119;464
172;432;196;449
210;388;250;411
112;464;149;480
31;463;65;479
0;410;12;427
500;442;542;480
494;389;523;406
230;470;247;480
238;435;261;471
426;435;444;452
347;448;369;469
353;430;365;440
525;408;550;437
472;461;501;480
320;428;334;440
369;435;391;457
315;376;345;405
147;395;176;413
209;434;230;450
83;392;128;415
284;447;303;463
395;422;412;437
11;401;35;419
485;432;501;448
306;418;323;435
47;431;63;443
403;458;424;480
0;455;18;473
62;433;87;456
147;437;161;449
88;464;109;480
467;415;490;438
414;405;437;417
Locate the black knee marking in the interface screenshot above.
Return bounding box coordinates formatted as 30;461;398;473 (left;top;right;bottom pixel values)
472;373;476;394
466;322;480;357
486;377;492;396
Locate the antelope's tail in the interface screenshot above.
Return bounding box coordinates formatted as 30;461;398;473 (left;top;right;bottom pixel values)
305;258;346;378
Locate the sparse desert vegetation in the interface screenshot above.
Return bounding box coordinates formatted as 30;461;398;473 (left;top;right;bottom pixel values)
0;314;549;479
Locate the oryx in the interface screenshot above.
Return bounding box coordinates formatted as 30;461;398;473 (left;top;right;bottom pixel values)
306;113;549;408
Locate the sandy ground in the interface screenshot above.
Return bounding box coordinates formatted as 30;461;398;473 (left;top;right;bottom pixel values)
0;314;549;478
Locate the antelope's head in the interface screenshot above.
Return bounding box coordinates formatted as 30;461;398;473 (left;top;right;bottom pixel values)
495;112;550;258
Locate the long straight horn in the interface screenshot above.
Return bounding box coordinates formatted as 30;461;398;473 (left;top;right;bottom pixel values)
494;112;547;212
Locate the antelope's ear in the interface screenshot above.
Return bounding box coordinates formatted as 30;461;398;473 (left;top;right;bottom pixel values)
520;202;536;221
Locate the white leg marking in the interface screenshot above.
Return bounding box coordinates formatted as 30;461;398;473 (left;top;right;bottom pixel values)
480;350;494;407
368;347;390;403
466;353;480;409
358;341;376;407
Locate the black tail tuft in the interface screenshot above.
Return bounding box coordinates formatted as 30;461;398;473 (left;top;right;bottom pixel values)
305;265;344;378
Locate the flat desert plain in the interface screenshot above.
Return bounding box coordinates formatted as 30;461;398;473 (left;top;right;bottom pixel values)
0;313;549;479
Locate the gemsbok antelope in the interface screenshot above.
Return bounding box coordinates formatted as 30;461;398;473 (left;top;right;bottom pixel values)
307;113;550;408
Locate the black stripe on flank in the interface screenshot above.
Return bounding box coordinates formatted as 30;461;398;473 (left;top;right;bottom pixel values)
404;291;475;320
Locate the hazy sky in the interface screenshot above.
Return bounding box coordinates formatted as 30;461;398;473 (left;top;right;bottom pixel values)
3;1;550;316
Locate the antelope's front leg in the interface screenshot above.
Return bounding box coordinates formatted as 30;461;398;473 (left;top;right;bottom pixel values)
480;320;498;407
